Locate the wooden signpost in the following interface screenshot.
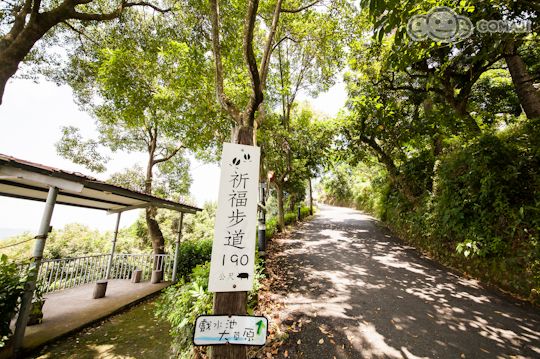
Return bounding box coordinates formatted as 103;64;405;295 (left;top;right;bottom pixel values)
208;142;260;293
208;141;261;358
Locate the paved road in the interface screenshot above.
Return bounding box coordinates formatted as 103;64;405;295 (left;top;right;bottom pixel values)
273;204;540;359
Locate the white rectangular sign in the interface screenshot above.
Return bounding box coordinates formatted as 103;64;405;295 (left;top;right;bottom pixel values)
193;315;268;346
208;142;261;293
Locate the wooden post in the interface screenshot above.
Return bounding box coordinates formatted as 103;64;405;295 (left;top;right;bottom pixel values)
93;280;108;299
210;126;253;359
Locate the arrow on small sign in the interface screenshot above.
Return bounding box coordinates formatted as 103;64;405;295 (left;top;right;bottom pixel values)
256;320;265;335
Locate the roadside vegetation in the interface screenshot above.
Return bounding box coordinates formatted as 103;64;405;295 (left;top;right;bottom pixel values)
2;0;540;356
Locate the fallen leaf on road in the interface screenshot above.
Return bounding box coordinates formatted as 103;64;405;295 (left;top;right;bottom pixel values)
306;319;312;323
391;320;395;324
427;314;434;318
330;340;336;345
412;335;418;338
266;353;272;358
342;327;348;330
110;337;117;341
480;349;490;354
461;355;465;358
284;351;288;358
319;327;328;334
297;339;301;344
347;335;354;341
342;344;345;349
494;311;502;314
319;339;324;344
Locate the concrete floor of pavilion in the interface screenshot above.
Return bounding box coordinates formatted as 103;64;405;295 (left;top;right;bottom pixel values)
11;279;172;352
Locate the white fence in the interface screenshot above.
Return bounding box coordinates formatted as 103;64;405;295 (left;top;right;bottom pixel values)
36;254;173;294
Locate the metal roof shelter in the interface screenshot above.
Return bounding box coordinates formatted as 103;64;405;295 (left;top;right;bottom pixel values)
0;154;200;214
0;153;202;354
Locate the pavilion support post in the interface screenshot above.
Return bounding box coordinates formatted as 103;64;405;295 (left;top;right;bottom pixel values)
105;212;121;280
13;186;59;353
172;212;184;282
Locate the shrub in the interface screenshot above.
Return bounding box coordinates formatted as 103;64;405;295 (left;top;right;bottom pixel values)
0;255;34;347
174;239;212;280
155;254;265;358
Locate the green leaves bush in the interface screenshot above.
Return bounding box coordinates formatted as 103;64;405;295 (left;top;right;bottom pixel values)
321;123;540;295
0;255;34;347
155;254;265;359
174;239;212;280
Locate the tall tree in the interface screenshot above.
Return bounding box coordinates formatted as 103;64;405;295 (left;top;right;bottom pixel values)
259;5;352;229
56;10;225;254
261;103;332;230
205;1;348;357
359;0;540;122
0;0;173;104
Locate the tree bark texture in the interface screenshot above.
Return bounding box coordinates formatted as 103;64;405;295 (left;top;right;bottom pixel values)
505;48;540;119
146;206;165;254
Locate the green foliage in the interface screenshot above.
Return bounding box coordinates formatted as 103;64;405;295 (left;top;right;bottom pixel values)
432;131;539;258
0;255;34;346
173;240;212;280
0;202;218;262
155;263;212;359
155;254;266;358
325;121;540;295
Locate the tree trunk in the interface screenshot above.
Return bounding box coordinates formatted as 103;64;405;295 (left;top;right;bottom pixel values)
276;183;285;232
146;206;165;254
505;47;540;119
210;124;252;359
0;17;58;105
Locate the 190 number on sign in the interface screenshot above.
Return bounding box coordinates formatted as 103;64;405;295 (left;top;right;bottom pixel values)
223;254;249;266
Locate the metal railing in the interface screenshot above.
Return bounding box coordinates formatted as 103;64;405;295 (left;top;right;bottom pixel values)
36;253;173;294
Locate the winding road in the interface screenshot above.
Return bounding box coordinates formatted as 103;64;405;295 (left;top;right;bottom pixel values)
272;204;540;359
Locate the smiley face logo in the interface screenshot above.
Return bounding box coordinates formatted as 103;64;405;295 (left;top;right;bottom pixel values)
455;15;474;40
426;7;458;41
407;6;474;43
407;14;429;41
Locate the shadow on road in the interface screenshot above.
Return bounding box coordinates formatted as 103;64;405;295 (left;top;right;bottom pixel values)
274;204;540;359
